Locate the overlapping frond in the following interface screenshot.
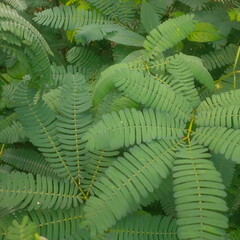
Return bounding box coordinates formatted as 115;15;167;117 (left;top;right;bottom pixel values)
143;14;196;57
173;142;228;240
0;3;52;80
93;69;192;120
4;0;27;11
56;73;92;184
201;45;238;71
193;127;240;163
0;172;82;211
85;108;185;151
0;113;26;144
33;6;111;30
0;83;18;109
107;212;178;240
86;0;136;23
83;140;177;235
1;148;57;177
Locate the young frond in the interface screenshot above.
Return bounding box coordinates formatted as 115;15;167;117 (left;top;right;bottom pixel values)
173;142;228;240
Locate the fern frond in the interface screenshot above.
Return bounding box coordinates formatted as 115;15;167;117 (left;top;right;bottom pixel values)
0;83;18;109
42;88;61;111
1;148;57;177
0;3;52;80
173;142;228;240
143;14;196;57
82;149;119;195
166;54;201;107
0;172;82;211
56;73;92;184
107;212;178;240
196;105;240;129
33;6;111;30
85;108;185;151
83;140;177;235
4;0;27;11
14;83;78;183
201;45;238;71
93;69;192;120
0;114;26;144
148;0;174;17
178;0;209;10
87;0;136;23
193;127;240;163
5;216;38;240
66;47;100;71
0;164;13;174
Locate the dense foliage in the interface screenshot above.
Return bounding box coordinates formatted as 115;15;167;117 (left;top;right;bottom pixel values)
0;0;240;239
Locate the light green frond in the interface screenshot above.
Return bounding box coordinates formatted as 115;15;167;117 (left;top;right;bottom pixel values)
5;216;38;240
33;6;111;30
107;213;178;240
66;47;100;72
193;127;240;163
197;90;240;111
196;105;240;129
0;172;82;211
87;0;136;23
0;3;52;81
93;69;192;120
201;45;238;71
0;113;26;144
143;14;196;57
166;53;201;107
173;142;228;240
82;149;119;195
85;108;185;151
4;0;27;11
56;73;92;184
83;140;177;235
1;148;58;178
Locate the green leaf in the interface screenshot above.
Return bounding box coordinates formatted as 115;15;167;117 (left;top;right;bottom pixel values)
105;29;145;47
140;0;159;33
188;22;224;42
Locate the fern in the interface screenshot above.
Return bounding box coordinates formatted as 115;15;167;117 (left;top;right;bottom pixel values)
3;0;27;11
173;142;228;240
143;14;196;57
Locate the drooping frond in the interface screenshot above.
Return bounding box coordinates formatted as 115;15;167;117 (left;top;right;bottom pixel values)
0;172;82;211
173;142;228;240
193;127;240;163
56;73;92;185
1;148;57;177
143;14;196;57
83;140;177;235
86;0;136;23
66;47;100;72
106;212;178;240
33;6;111;30
5;216;38;240
82;149;119;195
85;108;185;151
0;113;26;144
4;0;27;11
201;45;238;71
93;69;192;120
0;3;52;81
